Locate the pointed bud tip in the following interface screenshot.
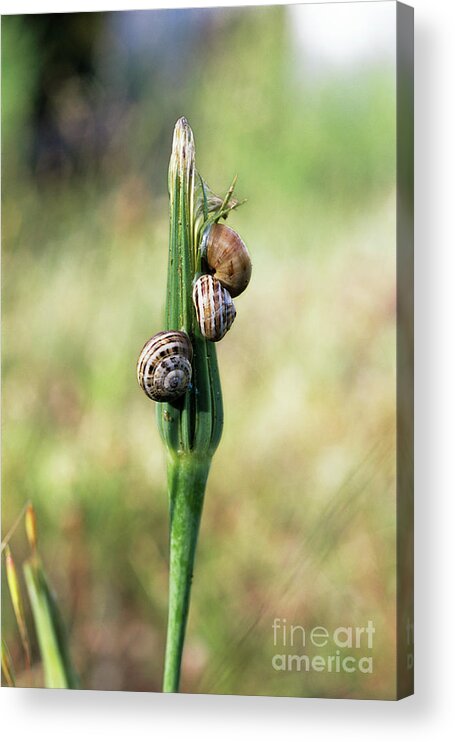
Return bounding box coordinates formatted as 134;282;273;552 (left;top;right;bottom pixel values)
172;117;194;148
170;116;195;184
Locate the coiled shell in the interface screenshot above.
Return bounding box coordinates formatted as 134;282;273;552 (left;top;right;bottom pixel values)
205;223;252;298
192;274;236;342
137;330;193;402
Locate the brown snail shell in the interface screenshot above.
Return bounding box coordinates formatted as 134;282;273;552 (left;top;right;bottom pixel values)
205;223;252;298
192;274;236;342
137;330;193;402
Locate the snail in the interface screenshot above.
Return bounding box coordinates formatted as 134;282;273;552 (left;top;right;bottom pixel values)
192;274;236;342
137;330;193;402
203;223;252;298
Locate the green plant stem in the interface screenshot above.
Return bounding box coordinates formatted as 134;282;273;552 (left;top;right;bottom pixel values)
163;454;210;693
158;118;219;693
157;118;241;692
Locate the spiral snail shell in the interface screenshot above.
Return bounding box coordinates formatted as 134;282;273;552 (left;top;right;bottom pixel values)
137;330;193;402
204;223;252;298
192;274;236;342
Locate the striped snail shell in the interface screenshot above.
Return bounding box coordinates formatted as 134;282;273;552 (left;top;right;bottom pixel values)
192;274;236;342
137;330;193;402
204;223;252;298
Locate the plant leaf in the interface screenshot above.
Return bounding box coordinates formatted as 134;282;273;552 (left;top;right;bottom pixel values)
1;639;16;687
23;557;78;689
4;545;31;668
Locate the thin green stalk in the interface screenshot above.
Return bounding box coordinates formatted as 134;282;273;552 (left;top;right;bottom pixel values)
163;455;210;692
156;118;241;692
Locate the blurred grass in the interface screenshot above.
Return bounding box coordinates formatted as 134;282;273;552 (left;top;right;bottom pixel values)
2;7;397;697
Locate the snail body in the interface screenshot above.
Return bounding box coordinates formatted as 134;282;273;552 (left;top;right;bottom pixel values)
204;223;252;298
192;274;236;342
137;330;193;402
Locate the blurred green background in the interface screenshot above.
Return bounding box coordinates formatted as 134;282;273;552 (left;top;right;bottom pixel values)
2;4;397;697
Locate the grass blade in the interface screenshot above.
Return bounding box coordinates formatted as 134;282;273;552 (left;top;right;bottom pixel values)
1;639;16;687
25;502;38;553
23;556;78;689
4;546;31;668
